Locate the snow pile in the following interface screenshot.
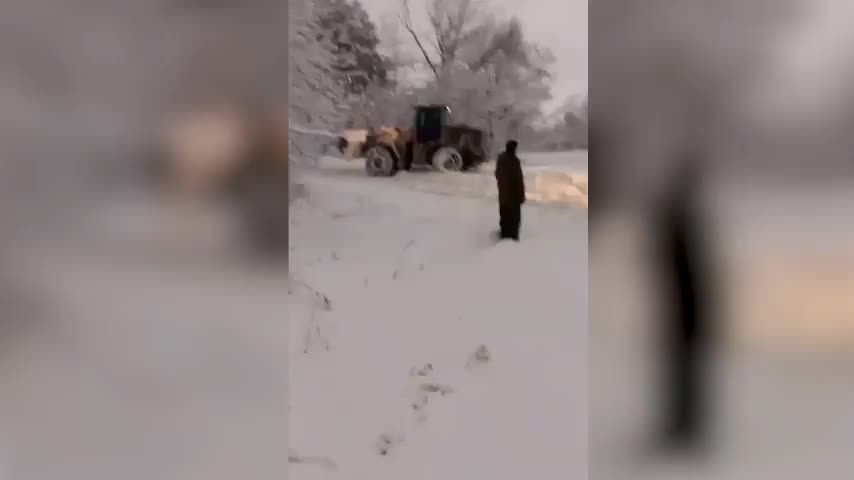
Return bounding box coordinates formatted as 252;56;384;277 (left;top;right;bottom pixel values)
526;170;588;207
289;164;587;478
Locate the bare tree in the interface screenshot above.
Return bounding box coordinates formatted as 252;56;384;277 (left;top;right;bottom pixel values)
425;0;483;65
398;0;439;78
398;0;532;74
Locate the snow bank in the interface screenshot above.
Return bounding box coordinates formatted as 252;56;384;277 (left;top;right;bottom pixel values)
525;169;588;207
289;123;339;139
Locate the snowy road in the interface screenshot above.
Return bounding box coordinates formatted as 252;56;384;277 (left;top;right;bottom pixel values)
311;150;588;207
289;152;588;478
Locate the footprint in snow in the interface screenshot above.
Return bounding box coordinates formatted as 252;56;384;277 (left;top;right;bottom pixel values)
465;344;491;371
289;450;338;471
377;348;491;457
376;431;406;456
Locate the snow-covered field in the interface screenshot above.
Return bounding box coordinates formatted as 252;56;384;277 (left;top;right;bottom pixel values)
288;151;588;478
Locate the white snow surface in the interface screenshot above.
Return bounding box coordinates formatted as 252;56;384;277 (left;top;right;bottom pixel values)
312;150;588;207
289;151;588;478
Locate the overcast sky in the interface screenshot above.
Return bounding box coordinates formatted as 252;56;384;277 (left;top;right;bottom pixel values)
359;0;587;112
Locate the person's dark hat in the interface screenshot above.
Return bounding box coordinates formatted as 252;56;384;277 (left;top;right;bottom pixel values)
506;140;518;151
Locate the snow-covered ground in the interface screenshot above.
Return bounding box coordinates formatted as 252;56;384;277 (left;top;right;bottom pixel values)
289;151;588;478
311;150;588;207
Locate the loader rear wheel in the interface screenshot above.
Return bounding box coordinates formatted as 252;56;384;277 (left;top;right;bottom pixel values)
431;147;463;173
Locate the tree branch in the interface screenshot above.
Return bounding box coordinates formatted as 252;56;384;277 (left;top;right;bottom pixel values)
399;0;440;78
427;8;446;63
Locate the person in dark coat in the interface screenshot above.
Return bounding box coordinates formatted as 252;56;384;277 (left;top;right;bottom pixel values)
652;153;717;453
495;140;526;241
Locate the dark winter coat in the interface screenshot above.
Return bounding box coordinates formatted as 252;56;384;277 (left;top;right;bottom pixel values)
495;151;526;205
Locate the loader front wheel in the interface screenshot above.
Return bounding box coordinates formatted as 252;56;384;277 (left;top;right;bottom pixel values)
365;146;398;177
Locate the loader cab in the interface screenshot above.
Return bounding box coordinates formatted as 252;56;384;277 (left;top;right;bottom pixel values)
414;105;450;143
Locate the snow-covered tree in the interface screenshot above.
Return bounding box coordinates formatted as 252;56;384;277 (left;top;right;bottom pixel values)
315;0;390;94
563;92;588;148
290;0;344;131
564;111;588;149
289;0;350;199
396;0;555;151
289;0;348;174
310;0;409;131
